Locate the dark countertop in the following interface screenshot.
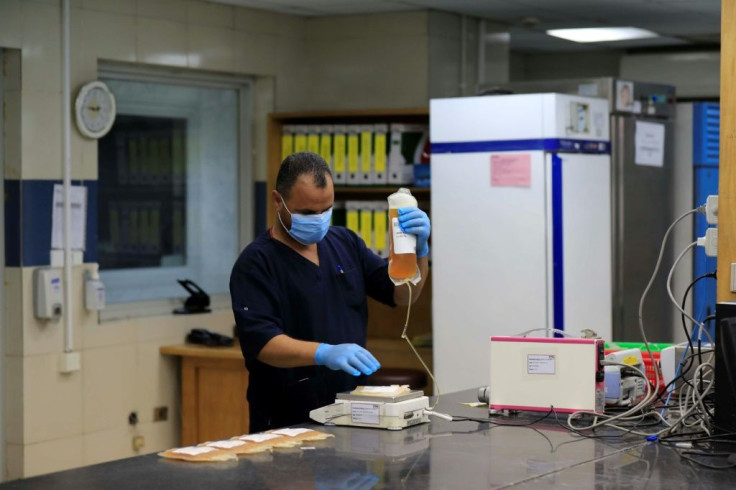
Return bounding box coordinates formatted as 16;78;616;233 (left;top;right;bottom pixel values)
2;389;734;489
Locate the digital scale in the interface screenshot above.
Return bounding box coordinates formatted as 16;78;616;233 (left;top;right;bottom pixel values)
309;390;430;430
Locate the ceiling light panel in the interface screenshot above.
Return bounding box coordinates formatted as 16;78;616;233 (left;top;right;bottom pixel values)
546;27;659;43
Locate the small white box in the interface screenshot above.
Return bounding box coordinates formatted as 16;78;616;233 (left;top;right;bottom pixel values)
489;336;605;414
34;268;63;322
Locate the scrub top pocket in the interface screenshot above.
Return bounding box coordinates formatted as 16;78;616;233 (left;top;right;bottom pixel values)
336;267;365;308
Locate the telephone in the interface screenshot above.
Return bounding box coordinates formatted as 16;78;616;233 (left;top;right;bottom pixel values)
186;328;234;347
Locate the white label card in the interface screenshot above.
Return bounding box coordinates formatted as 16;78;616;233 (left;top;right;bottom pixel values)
391;218;416;254
173;446;217;455
206;440;245;449
527;354;556;375
272;428;312;437
351;403;380;425
239;433;281;443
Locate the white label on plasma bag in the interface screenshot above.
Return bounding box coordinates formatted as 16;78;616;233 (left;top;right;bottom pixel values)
391;218;416;254
239;433;281;443
351;403;380;425
527;354;556;375
272;428;312;437
173;446;217;456
206;440;245;449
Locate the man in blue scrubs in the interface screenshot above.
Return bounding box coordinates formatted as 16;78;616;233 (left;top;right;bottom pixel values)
230;152;430;431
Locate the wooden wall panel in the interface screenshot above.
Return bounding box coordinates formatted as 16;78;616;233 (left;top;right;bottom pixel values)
718;0;736;301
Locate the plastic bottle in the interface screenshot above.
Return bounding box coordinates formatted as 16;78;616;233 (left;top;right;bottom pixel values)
387;188;419;283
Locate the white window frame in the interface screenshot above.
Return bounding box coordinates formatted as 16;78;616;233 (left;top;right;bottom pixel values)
98;63;253;322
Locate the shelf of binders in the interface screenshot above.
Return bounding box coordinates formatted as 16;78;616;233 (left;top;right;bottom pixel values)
267;108;430;228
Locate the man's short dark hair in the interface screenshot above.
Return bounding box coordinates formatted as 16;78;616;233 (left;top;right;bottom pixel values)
276;152;332;199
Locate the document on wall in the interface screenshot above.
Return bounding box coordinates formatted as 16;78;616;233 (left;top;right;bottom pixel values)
635;121;665;167
51;184;87;250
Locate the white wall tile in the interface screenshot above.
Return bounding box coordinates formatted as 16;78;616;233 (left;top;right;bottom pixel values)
187;0;234;28
20;1;61;93
4;356;23;445
136;17;188;67
136;419;179;455
23;435;84;478
83;425;137;466
70;128;99;181
135;339;180;424
233;32;278;76
428;10;461;40
0;0;22;48
4;268;24;356
77;8;137;63
307;11;428;40
23;354;83;443
3;88;21;179
81;0;136;15
187;25;235;72
303;35;429;111
234;7;293;36
82;318;137;350
20;92;62;180
137;0;188;23
251;76;275;182
5;443;24;481
82;344;137;433
135;308;232;342
3;49;21;93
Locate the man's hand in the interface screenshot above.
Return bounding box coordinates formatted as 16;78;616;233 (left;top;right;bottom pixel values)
398;207;430;258
314;343;381;376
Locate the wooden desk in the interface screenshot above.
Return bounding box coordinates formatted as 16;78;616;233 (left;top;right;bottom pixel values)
160;344;249;446
161;339;433;445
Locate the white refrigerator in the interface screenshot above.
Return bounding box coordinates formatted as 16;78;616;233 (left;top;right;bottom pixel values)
430;93;612;393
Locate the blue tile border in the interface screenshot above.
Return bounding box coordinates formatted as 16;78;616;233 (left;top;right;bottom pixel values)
4;179;98;267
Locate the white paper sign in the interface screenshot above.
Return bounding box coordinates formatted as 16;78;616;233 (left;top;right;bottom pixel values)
350;403;380;425
527;354;556;375
635;121;665;167
51;184;87;250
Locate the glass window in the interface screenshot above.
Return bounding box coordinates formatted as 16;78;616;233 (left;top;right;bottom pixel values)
98;75;246;305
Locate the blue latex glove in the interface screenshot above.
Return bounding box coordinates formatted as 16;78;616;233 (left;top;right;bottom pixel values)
314;343;381;376
398;207;431;258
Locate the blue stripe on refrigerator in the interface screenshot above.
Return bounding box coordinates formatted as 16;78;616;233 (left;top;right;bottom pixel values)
431;138;610;155
552;154;564;335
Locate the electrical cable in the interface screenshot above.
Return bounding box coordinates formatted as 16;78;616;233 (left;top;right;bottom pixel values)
400;282;440;410
677;451;736;470
513;328;576;338
678;271;716;354
634;209;700;425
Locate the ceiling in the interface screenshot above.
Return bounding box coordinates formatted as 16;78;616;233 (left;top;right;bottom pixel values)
210;0;721;52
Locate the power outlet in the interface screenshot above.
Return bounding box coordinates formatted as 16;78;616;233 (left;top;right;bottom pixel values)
153;406;168;422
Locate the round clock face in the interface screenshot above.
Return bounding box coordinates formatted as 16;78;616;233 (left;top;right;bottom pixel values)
75;81;116;139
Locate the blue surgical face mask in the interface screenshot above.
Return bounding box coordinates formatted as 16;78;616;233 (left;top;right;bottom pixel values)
278;196;332;245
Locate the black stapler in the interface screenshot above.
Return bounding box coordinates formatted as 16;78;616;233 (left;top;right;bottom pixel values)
173;279;211;314
186;328;233;347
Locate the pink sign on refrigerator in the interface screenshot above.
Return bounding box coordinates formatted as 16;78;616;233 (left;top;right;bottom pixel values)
490;153;531;187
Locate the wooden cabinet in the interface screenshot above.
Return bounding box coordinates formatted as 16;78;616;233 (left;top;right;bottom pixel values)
160;344;249;446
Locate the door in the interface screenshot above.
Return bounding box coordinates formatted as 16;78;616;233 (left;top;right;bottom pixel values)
548;152;612;341
432;150;549;394
611;115;674;342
